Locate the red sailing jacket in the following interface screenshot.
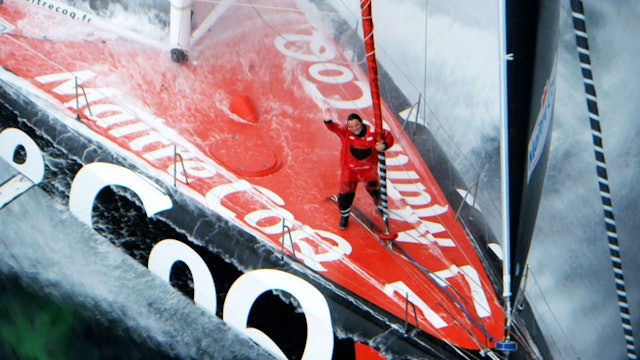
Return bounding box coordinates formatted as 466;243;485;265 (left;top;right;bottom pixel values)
325;120;394;184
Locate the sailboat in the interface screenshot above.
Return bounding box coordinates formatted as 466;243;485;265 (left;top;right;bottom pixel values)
0;0;557;358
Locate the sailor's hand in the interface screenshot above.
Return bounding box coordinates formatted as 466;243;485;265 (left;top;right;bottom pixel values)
323;107;334;123
375;141;386;152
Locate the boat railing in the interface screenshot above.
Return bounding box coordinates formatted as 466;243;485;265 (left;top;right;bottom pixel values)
399;95;427;138
454;168;483;222
404;293;420;337
70;74;198;189
425;110;503;247
398;94;499;247
173;146;190;187
74;76;93;121
280;219;295;261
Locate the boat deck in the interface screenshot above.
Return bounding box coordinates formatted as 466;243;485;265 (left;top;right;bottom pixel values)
0;0;503;349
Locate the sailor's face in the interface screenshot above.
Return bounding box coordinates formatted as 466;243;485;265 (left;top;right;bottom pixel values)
347;119;363;135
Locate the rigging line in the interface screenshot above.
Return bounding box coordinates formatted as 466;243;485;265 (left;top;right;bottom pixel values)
405;102;504;239
332;0;425;97
570;1;637;359
281;1;494;273
390;240;498;343
507;285;545;360
351;187;495;315
510;264;530;320
358;0;492;285
412;21;502;227
526;269;579;360
366;205;495;319
346;175;493;325
3;34;68;74
350;203;496;343
242;0;363;67
207;2;253;78
334;65;498;277
245;0;292;43
423;0;429;118
335;0;499;219
509;323;541;360
436;300;487;350
197;0;342;16
242;0;342;57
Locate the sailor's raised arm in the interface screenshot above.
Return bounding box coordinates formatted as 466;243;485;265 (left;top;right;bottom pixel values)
323;107;334;123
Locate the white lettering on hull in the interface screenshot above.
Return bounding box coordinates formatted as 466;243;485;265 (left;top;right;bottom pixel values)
148;239;218;315
0;128;44;208
0;127;45;183
271;29;494;326
1;127;334;358
224;269;334;360
33;58;456;279
10;18;494;336
384;281;448;329
69;162;173;225
206;180;353;272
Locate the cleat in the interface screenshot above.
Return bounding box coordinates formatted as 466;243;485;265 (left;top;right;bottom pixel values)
339;216;349;230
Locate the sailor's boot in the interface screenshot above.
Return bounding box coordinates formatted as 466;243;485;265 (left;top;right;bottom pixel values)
339;212;350;230
338;192;355;230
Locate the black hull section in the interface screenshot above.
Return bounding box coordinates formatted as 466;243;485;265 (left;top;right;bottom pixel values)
0;81;472;359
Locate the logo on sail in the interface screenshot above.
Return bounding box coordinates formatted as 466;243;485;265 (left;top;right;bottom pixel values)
527;59;557;182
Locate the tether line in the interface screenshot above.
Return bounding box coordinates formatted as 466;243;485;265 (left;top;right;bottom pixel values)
570;1;637;358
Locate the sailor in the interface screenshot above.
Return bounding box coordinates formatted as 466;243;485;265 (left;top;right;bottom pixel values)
324;110;394;230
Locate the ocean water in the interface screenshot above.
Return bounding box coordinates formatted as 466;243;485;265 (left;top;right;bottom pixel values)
0;159;274;359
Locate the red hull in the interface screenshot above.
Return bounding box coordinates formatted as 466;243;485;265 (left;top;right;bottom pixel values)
0;0;503;352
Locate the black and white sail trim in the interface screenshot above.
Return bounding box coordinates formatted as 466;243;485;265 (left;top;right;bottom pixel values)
570;1;637;358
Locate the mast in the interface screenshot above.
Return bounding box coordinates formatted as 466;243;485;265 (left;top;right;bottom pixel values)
499;0;560;355
497;0;515;349
169;0;192;62
359;0;393;237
